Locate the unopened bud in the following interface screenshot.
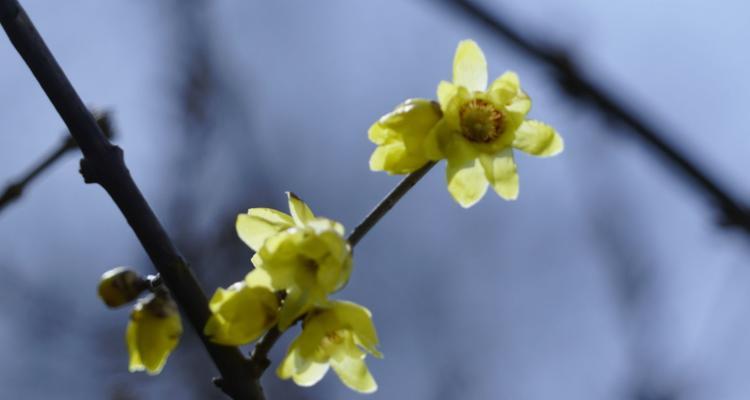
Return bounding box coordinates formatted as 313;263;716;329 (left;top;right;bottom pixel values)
98;267;147;308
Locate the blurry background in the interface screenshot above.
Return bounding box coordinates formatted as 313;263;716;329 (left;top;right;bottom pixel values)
1;0;749;399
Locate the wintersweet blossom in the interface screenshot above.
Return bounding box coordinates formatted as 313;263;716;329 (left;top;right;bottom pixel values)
369;40;564;207
236;192;352;329
278;301;382;393
204;281;279;346
126;294;182;375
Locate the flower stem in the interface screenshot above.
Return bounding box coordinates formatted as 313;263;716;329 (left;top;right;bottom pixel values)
347;161;437;247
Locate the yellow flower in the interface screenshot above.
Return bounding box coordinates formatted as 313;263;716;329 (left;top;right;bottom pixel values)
204;281;279;346
236;192;352;329
426;39;564;207
97;267;146;308
277;301;382;393
126;294;182;375
368;98;442;174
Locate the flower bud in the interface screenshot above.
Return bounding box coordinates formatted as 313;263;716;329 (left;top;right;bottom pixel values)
97;267;146;308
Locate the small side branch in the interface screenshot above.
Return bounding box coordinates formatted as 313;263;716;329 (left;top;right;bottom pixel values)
348;161;436;247
0;111;112;214
0;2;262;399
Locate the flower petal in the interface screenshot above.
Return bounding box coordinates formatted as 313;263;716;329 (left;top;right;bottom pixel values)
236;209;293;251
369;141;427;174
479;148;519;200
278;287;310;330
294;361;330;387
330;356;378;394
453;40;488;92
437;80;458;111
287;192;315;226
333;301;382;358
446;143;488;208
512;120;564;157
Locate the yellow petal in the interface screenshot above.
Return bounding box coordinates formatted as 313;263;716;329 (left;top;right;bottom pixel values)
294;361;330;387
369;141;426;174
330;356;377;394
479;148;519;200
278;288;310;330
424;119;452;160
278;344;331;386
127;299;182;375
244;268;273;288
445;141;488;208
367;123;392;145
453;40;488;92
287;192;315;226
236;209;293;251
512;120;564;157
437;80;458;111
204;283;278;345
333;301;382;358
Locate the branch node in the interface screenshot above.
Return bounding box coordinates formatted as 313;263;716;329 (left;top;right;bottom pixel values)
78;145;124;185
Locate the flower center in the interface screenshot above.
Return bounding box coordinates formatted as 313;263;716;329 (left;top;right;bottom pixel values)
459;99;505;143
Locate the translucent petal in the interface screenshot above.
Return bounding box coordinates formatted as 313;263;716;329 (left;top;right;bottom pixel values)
126;319;143;372
333;301;381;358
279;288;310;330
236;209;293;251
479;148;519;200
367;123;391;145
330;356;378;394
277;344;300;379
424;119;452;160
293;361;330;387
244;268;273;288
453;40;487;92
445;140;488;208
128;304;182;375
437;81;458;111
287;192;315;226
512;120;564;157
204;283;278;345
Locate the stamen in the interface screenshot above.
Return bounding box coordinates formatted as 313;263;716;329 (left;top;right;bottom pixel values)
459;99;505;143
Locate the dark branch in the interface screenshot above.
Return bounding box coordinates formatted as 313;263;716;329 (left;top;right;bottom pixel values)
442;0;750;233
0;111;112;215
348;161;437;247
248;161;436;370
0;2;262;399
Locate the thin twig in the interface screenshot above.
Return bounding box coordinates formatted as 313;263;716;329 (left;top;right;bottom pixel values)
442;0;750;233
0;111;112;214
348;161;437;247
0;2;262;399
248;161;437;371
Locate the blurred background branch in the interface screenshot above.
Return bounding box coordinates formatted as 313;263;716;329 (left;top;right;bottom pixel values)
0;110;112;215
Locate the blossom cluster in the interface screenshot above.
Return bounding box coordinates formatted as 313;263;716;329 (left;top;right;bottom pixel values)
97;39;564;395
207;192;381;393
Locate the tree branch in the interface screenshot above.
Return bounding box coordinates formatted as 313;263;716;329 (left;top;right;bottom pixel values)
0;111;112;215
248;161;436;372
442;0;750;234
0;2;262;399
